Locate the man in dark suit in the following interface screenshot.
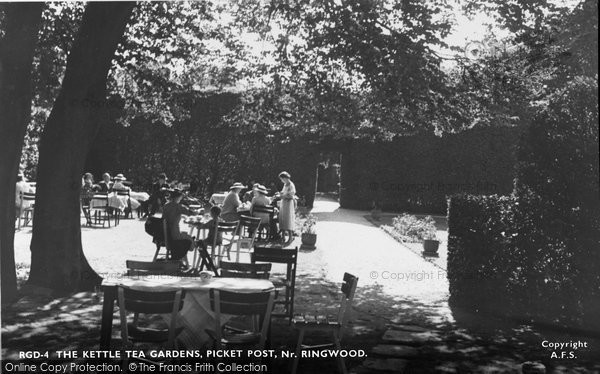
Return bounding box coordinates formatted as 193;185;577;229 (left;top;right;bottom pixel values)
97;173;113;192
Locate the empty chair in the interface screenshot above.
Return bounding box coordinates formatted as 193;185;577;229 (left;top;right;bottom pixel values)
232;215;261;262
291;273;359;374
17;191;36;229
210;221;238;266
219;261;272;279
252;246;298;323
206;289;275;351
125;260;180;277
117;286;185;352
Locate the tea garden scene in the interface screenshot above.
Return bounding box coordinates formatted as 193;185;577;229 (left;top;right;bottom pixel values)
1;1;598;373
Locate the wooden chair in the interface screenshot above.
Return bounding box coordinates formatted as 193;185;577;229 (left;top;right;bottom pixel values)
251;205;276;241
211;221;238;266
125;260;180;277
17;191;36;229
219;261;272;279
291;273;359;374
117;286;185;362
159;219;195;262
252;246;298;323
232;215;261;262
80;189;93;226
89;193;111;228
206;289;275;351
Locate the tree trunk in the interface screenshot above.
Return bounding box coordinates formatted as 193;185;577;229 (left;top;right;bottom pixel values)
28;2;135;293
0;3;44;303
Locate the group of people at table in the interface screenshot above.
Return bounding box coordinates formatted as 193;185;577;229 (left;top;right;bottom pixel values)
156;171;297;271
80;172;150;214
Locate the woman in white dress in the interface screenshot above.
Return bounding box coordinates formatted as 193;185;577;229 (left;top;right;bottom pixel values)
276;171;296;242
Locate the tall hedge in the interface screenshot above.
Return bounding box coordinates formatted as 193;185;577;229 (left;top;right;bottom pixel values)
447;78;600;330
83;92;319;206
340;127;520;213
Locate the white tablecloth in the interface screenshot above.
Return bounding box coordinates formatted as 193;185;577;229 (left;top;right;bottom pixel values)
103;276;274;348
90;194;127;211
209;193;227;206
130;191;150;202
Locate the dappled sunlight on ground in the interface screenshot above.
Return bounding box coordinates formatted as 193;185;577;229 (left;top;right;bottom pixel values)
5;196;600;372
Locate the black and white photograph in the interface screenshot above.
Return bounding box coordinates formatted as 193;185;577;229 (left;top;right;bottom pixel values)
1;0;598;373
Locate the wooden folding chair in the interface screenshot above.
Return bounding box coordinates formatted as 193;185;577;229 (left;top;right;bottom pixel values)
125;260;180;277
206;289;275;351
252;246;298;323
17;191;36;229
160;218;195;262
149;219;171;261
117;286;185;367
219;261;272;279
211;221;238;266
291;272;359;374
89;193;111;228
232;215;261;262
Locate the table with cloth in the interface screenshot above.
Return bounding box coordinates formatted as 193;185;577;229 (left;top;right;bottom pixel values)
100;276;274;349
90;191;149;212
209;192;227;206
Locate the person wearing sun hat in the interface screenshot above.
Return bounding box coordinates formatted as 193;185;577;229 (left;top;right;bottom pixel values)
112;174;128;190
221;182;245;222
249;184;273;227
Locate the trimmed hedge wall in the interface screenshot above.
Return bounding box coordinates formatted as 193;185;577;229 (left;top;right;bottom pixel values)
448;193;600;330
340;127;520;214
84;92;319;207
447;79;600;330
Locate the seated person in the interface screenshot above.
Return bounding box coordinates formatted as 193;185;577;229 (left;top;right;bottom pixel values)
242;181;258;203
112;173;140;212
162;189;195;267
98;172;113;193
250;184;271;222
81;172;98;205
250;184;278;237
197;205;223;250
220;182;244;222
148;172;170;216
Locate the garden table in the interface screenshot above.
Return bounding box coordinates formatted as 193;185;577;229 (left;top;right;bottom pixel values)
99;276;274;349
129;191;150;202
90;193;127;211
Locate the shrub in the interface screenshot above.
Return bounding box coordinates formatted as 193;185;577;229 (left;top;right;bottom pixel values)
447;77;600;331
447;194;517;309
389;214;437;242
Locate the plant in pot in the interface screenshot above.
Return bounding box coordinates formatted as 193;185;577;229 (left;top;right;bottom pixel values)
300;213;318;250
421;218;440;257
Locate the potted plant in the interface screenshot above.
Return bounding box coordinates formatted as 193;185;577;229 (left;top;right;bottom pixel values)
300;213;318;250
422;220;440;257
